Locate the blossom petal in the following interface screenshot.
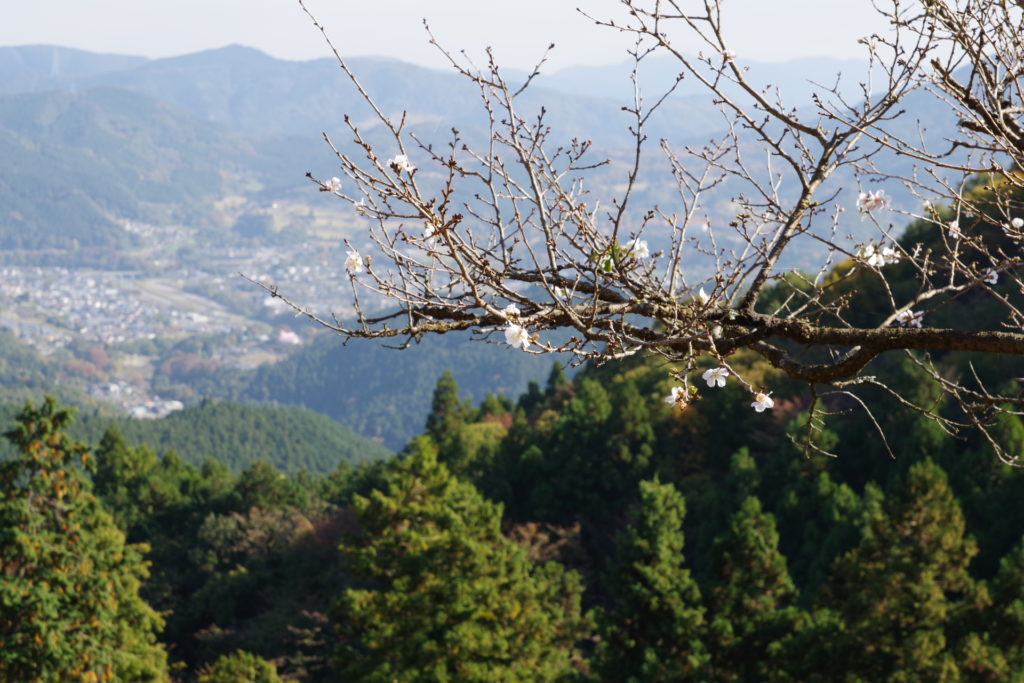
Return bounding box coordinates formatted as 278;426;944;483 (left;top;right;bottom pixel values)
345;249;364;274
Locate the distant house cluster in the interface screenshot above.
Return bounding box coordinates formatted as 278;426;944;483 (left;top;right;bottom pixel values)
88;381;183;419
129;399;186;419
0;211;381;420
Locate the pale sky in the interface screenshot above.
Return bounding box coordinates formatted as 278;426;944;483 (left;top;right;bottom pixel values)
0;1;886;70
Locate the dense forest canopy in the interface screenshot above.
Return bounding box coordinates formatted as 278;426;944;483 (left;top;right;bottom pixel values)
0;400;390;474
3;289;1024;679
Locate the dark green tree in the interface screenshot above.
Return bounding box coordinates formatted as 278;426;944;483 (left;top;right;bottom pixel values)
516;379;545;414
333;448;589;681
477;392;513;419
507;376;653;526
196;650;283;683
988;540;1024;670
424;370;468;445
817;459;977;682
545;362;571;397
771;423;862;597
0;398;169;681
684;448;763;586
723;448;760;503
232;460;309;511
606;379;656;472
595;478;708;681
947;537;1024;680
706;496;799;681
92;427;187;534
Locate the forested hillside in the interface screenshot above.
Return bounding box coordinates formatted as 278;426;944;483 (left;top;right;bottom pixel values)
0;45;959;256
219;332;569;450
0;400;389;474
0;328;87;405
0;85;326;250
0;45;147;94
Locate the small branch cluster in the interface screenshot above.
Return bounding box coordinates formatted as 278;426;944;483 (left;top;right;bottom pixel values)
272;0;1024;464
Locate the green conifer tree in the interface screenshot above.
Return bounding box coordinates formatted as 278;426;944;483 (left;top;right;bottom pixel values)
817;459;976;682
477;392;512;419
333;448;589;681
424;370;468;445
507;376;620;524
516;379;545;414
686;449;762;590
772;441;862;596
545;362;570;397
724;448;760;503
948;538;1024;680
595;478;708;681
706;496;799;682
989;540;1024;669
93;427;185;534
607;379;656;471
196;650;283;682
0;398;169;682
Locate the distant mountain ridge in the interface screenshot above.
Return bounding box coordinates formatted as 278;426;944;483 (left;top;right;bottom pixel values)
0;45;147;94
0;44;869;142
0;44;870;110
70;45;727;144
534;54;871;106
0;42;965;262
0;44;939;252
0;85;320;249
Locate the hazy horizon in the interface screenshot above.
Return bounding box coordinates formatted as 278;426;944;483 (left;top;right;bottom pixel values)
2;0;886;72
0;40;871;73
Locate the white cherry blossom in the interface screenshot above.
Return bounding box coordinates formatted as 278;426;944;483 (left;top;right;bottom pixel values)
895;309;924;328
856;190;891;212
423;223;437;245
722;49;736;63
345;249;364;274
881;245;901;265
751;391;774;413
947;221;962;239
1012;217;1024;229
388;154;416;173
626;238;650;259
504;323;530;350
697;287;710;305
502;304;521;320
702;366;729;388
664;386;688;406
860;243;885;268
325;176;342;192
984;269;999;285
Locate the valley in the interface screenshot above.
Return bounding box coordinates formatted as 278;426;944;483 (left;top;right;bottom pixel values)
1;204;365;415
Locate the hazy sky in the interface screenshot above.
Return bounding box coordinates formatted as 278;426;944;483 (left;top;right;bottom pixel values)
1;1;886;70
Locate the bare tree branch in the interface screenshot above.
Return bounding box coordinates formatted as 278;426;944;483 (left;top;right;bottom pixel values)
275;0;1024;465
